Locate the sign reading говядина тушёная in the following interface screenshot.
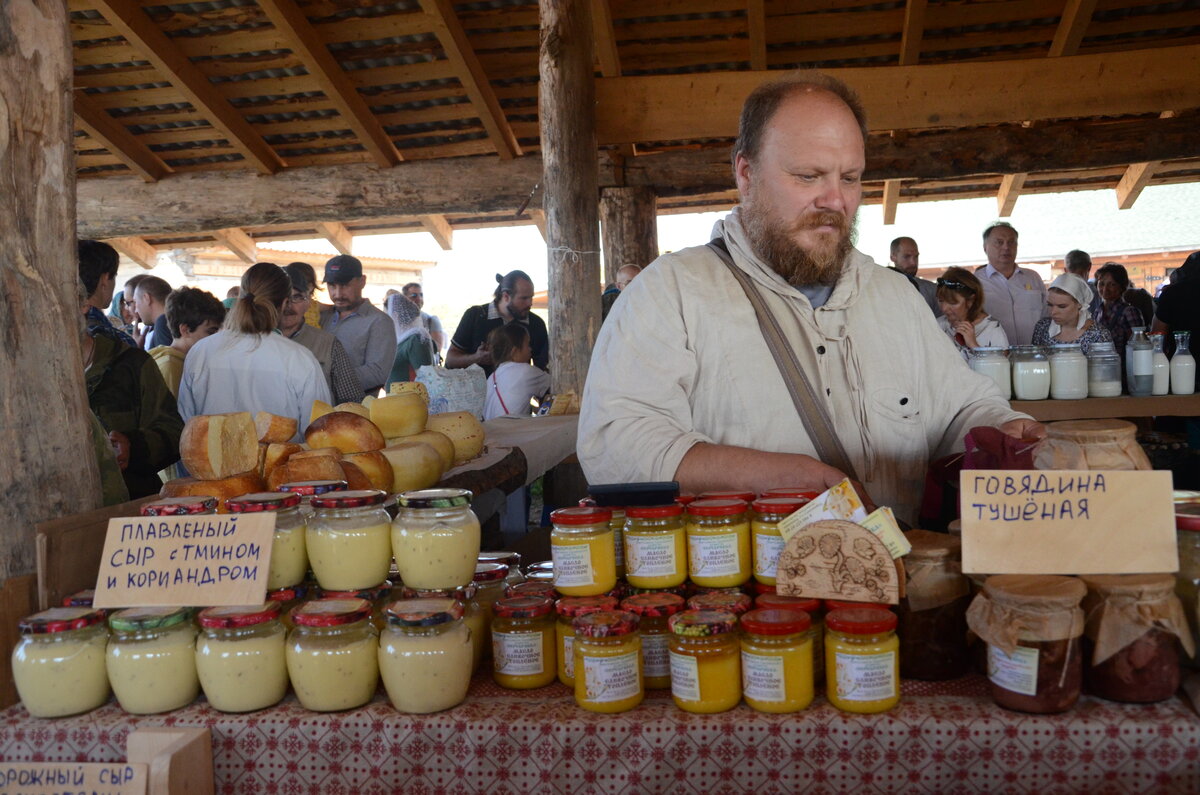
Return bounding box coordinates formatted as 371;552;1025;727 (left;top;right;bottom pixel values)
960;469;1176;575
92;513;276;608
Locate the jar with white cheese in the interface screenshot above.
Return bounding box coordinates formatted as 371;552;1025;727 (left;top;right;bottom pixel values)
12;608;110;718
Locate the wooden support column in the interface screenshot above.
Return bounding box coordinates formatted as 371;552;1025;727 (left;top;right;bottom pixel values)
539;0;602;396
599;187;659;284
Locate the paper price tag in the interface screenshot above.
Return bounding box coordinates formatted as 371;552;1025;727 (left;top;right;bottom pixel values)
860;507;911;560
778;479;868;542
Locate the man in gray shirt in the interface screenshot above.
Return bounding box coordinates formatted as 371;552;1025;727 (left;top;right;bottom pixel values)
319;255;396;398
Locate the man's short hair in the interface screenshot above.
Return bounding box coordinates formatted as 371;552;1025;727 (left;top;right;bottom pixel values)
982;221;1018;242
78;240;119;297
890;237;916;256
1064;249;1092;274
165;287;226;337
284;262;317;295
134;275;172;304
402;282;421;295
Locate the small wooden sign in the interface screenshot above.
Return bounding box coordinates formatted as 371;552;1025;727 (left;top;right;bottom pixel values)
0;762;147;795
960;469;1178;574
776;519;902;605
93;513;276;608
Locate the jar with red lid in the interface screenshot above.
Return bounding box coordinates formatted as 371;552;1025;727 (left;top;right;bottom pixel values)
750;497;806;586
61;589;105;615
668;609;742;713
825;599;893;613
675;494;696;507
140;496;217;516
825;607;900;714
756;593;824;681
621;592;685;689
402;584;484;671
307;489;392;591
286;598;379;711
549;507;616;596
573;610;643;713
686;499;752;588
278;479;348;519
471;563;510;666
379;597;472;713
759;488;820;502
896;529;972;681
507;579;556;599
624;504;687;589
267;583;313;629
195;603;288;712
491;595;556;689
741;607;814;713
1175;503;1200;667
228;491;307;590
555;595;618;688
12;608;110;718
478;551;524;587
687;590;753;616
322;581;392;631
697;490;757;503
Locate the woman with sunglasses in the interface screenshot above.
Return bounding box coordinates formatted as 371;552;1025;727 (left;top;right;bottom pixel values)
1031;272;1111;355
935;267;1009;359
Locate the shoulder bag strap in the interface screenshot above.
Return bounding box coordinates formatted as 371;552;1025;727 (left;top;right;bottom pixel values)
707;238;859;480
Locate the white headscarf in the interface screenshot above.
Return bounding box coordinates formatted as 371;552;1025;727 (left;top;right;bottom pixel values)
385;293;431;346
1047;272;1093;336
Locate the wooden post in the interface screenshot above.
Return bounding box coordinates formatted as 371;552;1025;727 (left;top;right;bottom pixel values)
599;186;659;284
539;0;601;396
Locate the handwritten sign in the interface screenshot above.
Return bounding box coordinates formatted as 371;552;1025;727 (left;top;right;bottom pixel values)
93;513;276;608
960;469;1177;574
0;762;146;795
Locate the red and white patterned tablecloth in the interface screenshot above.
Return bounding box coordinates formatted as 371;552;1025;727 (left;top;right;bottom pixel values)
1;674;1197;794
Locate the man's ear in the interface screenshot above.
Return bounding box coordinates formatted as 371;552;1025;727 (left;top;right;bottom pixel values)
734;153;753;197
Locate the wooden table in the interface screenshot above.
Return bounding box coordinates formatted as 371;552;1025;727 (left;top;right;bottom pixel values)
1012;394;1200;421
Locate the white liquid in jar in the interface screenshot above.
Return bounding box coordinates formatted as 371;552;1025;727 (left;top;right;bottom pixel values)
1152;351;1171;395
391;512;481;590
286;626;379;711
378;622;473;713
195;625;289;712
306;522;392;591
106;625;199;714
268;524;308;590
12;630;110;718
971;357;1012;399
1172;353;1196;395
1050;352;1088;400
1012;360;1051;400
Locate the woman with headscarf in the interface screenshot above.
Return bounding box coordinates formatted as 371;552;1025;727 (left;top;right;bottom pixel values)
1032;272;1111;355
385;292;436;389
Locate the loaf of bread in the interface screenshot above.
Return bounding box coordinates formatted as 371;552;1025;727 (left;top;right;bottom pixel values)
179;412;259;480
263;442;303;479
305;411;386;454
285;453;345;482
254;412;298;444
160;470;265;513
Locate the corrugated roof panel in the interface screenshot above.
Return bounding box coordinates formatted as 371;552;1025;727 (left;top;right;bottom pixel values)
82;81;175;93
244;108;342;124
162;152;245;166
209;66;311;83
228;91;326;107
275;142;367;157
382;118;481;135
310;0;424;23
127;120;214;134
108;102;196;117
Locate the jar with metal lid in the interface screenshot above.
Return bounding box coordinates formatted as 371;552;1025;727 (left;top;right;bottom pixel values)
623;504;687;589
668;608;741;713
507;580;557;599
307;489;392;591
687;590;753;616
756;593;824;681
966;574;1085;714
267;583;313;630
1080;574;1193;703
549;507;617;597
621;592;685;689
106;607;198;714
1010;345;1051;400
825;607;900;714
321;582;392;631
969;347;1012;399
61;589;104;612
491;596;556;689
195;603;288;713
472;563;510;667
750;497;806;586
1086;341;1123;397
227;491;307;590
741;607;814;713
12;608;110;718
686;499;752;588
286;598;379;712
478;551;524;587
402;584;484;671
1049;343;1088;400
1176;503;1200;667
393;488;481;590
555;595;618;688
139;495;218;516
379;598;472;713
896;529;971;681
573;610;643;713
278;479;348;519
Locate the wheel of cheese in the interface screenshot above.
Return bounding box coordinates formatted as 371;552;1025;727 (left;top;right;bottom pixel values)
160;470;266;513
179;413;259;481
305;411;386;454
254;412;298;444
369;394;428;438
344;450;394;492
387;430;454;471
381;442;444;493
425;411;485;465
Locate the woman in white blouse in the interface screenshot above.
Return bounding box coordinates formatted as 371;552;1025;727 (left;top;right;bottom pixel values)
935;266;1010;360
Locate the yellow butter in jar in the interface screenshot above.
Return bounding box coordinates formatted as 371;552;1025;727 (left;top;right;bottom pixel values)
609;508;627;579
195;603;288;713
278;479;348;521
686;499;752;588
491;595;556;689
750;497;809;586
555;595;618;688
227;492;308;590
307;489;393;591
379;597;472;713
402;584;485;673
393;488;481;590
624;504;687;589
573;610;643;713
12;608;110;719
668;608;742;713
756;592;825;682
106;607;199;714
549;507;616;597
470;563;510;669
286;598;379;712
825;607;900;714
621;592;686;689
740;607;814;713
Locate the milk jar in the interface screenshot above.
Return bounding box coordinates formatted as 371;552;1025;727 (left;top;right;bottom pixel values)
1126;327;1153;397
1049;344;1088;400
1151;333;1171;395
970;347;1012;399
1011;346;1050;400
1087;341;1123;397
1172;332;1196;395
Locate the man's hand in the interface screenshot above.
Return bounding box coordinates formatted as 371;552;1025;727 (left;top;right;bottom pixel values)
108;431;131;470
675;443;875;508
998;418;1046;442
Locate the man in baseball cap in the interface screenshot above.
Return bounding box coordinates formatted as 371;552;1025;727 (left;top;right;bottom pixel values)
318;254;396;398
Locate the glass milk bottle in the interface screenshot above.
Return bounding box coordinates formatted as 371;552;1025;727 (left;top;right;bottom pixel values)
1150;333;1171;395
969;348;1011;399
1126;327;1153;397
1172;332;1196;395
1049;344;1088;400
1010;346;1050;400
1087;341;1122;397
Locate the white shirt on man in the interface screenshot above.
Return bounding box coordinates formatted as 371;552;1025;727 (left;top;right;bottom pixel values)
976;263;1047;346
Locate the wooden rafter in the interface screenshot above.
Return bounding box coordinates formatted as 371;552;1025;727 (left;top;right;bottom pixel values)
747;0;768;71
105;236;158;269
997;173;1026;216
898;0;927;66
73;92;171;183
881;180;901;225
211;227;258;264
591;0;622;77
1049;0;1099;58
1115;162;1160;209
315;221;353;255
419;215;454;250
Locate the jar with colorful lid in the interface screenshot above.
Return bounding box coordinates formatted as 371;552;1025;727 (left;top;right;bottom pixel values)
61;589;104;613
549;507;617;597
1175;503;1200;668
307;489;392;591
897;529;971;681
379;598;472;713
555;595;618;688
756;594;825;681
740;608;814;713
267;583;313;629
401;584;484;671
687;590;753;616
478;551;524;586
621;592;685;689
393;488;481;590
966;575;1085;714
321;582;392;631
140;496;217;516
1080;574;1193;703
623;504;687;589
286;598;379;712
106;607;198;714
667;609;742;713
12;608;109;718
507;580;557;599
759;488;820;502
750;497;807;586
685;499;752;588
195;603;287;712
470;563;510;666
279;479;348;519
825;607;900;714
491;596;556;689
573;610;643;713
698;490;756;503
1010;345;1051;400
228;491;308;590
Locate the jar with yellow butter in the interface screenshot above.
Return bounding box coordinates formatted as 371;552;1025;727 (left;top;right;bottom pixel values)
609;507;627;579
307;489;392;591
668;608;742;713
624;504;687;589
402;585;485;672
321;582;392;632
227;491;308;590
106;607;199;714
621;592;685;689
12;608;110;718
757;593;824;681
573;610;643;713
379;598;473;713
549;507;616;597
279;479;348;520
686;499;752;588
195;603;288;713
471;563;509;667
555;595;618;688
825;607;900;714
393;488;481;590
751;497;806;586
491;595;556;689
740;608;814;713
286;598;379;711
140;495;217;516
687;590;753;617
268;583;314;630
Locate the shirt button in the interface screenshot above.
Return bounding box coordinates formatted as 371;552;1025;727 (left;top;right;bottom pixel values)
817;345;826;355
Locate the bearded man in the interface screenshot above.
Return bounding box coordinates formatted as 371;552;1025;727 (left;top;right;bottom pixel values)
577;72;1042;523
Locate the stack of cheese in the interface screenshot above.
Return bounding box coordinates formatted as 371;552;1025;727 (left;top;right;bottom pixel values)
161;411;280;511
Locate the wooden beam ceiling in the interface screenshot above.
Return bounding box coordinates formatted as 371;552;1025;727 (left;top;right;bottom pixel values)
592;0;622;77
747;0;768;71
881;180;901;225
419;215;454;250
997;172;1026;216
211;227;258;264
1115;161;1160;209
315;221;353;255
73;92;171;183
105;236;158;269
898;0;927;67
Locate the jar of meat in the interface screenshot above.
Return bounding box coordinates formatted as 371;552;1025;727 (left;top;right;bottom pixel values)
897;529;972;681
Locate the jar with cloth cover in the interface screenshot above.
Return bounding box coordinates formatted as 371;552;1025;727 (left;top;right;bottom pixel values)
1033;419;1152;471
897;530;972;680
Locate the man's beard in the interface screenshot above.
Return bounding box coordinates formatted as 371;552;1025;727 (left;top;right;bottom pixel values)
742;202;854;287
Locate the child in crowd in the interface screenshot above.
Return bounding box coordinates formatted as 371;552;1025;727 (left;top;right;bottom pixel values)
483;322;550;421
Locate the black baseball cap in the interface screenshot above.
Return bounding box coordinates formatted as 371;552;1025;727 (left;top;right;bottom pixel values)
324;255;363;284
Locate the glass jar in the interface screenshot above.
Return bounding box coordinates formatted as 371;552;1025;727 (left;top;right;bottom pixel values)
1173;331;1196;395
687;590;753;616
286;598;379;712
471;563;510;668
307;489;392;591
697;490;756;503
507;580;557;599
897;529;971;681
966;574;1085;714
740;608;814;713
1127;327;1154;396
1049;343;1088;400
685;499;752;588
323;582;393;632
139;495;217;516
267;583;313;630
12;608;109;718
379;598;473;713
555;595;618;688
549;507;616;597
667;609;742;714
608;507;627;579
401;584;484;672
825;600;893;613
573;610;643;713
393;488;481;590
278;479;348;519
969;347;1013;399
1176;505;1200;668
825;607;900;714
623;504;687;589
758;488;820;502
491;595;556;689
756;594;824;681
1087;341;1123;397
621;592;686;689
195;603;288;713
750;497;806;586
227;491;308;590
1010;345;1051;400
106;607;199;714
1151;332;1171;395
61;589;104;613
478;551;524;587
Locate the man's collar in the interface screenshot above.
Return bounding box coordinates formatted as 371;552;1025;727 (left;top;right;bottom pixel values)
486;303;529;325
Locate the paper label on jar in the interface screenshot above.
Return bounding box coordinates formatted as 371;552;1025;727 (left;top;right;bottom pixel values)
741;651;786;702
669;650;701;702
833;651;897;702
627;534;679;578
753;532;784;579
581;651;640;703
612;526;624;568
988;644;1039;696
563;635;575;678
642;633;670;679
552;542;595;587
688;533;741;578
492;631;544;676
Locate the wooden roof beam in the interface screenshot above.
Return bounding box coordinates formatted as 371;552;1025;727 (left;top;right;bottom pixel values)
1049;0;1098;58
73;92;171;183
997;173;1026;217
315;221;353;255
211;228;258;264
747;0;767;71
881;179;901;225
898;0;927;66
418;214;454;250
105;236;159;269
592;0;622;77
1115;161;1160;209
528;209;548;243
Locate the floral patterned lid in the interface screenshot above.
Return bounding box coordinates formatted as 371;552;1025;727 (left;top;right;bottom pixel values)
310;489;386;510
573;609;639;638
226;492;301;512
555;595;618;618
140;496;217;516
668;608;738;637
621;592;685;618
687;591;753;615
198;602;281;628
291;598;372;627
20;607;105;634
109;606;192;632
493;595;553;619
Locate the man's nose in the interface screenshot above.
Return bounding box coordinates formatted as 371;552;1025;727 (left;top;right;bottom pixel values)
813;177;847;213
